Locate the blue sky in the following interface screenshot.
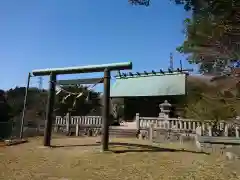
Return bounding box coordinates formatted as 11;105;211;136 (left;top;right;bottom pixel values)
0;0;195;91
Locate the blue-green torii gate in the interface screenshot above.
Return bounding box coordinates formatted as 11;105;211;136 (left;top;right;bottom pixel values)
23;62;132;151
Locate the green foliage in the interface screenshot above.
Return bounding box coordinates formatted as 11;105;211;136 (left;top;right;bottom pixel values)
55;85;101;116
0;89;15;139
2;79;240;123
128;0;150;6
111;98;125;119
129;0;240;73
185;80;239;121
0;89;11;123
6;87;48;122
175;0;240;72
237;81;240;98
1;85;122;126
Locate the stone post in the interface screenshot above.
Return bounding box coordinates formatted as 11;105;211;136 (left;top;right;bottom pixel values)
224;124;228;137
235;127;239;138
136;113;140;131
149;123;154;141
208;126;212;136
75;117;79;137
66;113;70;133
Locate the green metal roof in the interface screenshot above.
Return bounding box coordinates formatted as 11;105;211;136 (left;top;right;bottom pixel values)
110;73;186;97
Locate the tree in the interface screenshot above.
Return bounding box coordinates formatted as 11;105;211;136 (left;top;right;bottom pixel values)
2;85;119;126
0;90;13;139
128;0;150;6
7;87;48;123
129;0;240;73
175;0;240;73
55;85;121;125
184;80;239;121
0;89;11;122
55;85;101;116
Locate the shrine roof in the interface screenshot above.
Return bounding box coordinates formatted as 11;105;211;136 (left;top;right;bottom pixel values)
110;72;186;97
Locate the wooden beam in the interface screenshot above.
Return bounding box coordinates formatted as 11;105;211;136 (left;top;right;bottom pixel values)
32;62;132;76
57;77;103;85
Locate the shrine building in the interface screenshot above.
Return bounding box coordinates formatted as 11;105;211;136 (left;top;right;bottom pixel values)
110;69;188;120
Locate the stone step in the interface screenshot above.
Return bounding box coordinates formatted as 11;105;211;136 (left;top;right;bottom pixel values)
109;129;137;133
109;129;137;138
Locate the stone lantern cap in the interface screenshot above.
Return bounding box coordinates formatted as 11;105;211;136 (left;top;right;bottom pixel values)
159;100;171;113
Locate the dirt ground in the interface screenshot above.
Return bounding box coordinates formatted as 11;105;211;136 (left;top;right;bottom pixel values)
0;136;240;180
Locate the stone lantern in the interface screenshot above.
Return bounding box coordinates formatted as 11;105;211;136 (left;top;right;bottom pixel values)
159;100;171;117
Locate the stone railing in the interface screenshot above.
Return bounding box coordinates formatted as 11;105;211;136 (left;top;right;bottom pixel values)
55;115;102;126
135;113;240;136
136;113;204;133
55;115;102;136
195;126;240;156
195;125;240;138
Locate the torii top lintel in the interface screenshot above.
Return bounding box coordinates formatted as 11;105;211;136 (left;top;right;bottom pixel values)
31;62;132;76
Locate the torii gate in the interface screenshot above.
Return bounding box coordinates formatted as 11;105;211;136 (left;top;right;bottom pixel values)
22;62;132;151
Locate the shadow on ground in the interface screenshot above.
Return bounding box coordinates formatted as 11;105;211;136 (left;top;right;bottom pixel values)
50;144;100;148
51;142;209;155
108;142;209;155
